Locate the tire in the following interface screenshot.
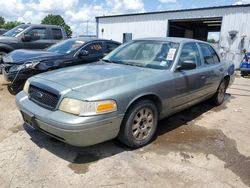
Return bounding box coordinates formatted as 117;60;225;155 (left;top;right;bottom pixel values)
241;72;247;77
118;99;158;148
212;79;227;106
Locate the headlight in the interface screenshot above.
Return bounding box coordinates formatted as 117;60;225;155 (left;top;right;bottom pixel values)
59;98;117;116
23;80;30;94
24;61;40;69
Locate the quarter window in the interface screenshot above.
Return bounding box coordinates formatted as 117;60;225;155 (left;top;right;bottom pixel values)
84;42;103;54
179;43;201;67
52;28;63;40
26;28;48;41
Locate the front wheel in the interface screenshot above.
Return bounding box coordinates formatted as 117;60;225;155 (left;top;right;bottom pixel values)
118;99;158;148
212;80;227;106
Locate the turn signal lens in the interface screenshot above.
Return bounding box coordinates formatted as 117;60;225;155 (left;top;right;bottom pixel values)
96;101;117;113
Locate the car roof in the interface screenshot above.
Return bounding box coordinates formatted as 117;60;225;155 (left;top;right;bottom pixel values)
20;24;63;29
71;37;121;43
134;37;206;44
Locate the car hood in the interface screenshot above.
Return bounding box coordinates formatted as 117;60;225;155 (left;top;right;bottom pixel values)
34;62;162;98
3;49;67;64
0;36;18;43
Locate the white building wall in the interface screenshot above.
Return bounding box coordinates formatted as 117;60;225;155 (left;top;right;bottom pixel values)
98;16;168;42
97;6;250;67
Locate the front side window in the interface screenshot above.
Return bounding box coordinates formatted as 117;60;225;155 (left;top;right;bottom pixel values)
103;41;179;70
84;42;103;54
199;43;217;65
179;43;201;67
26;28;48;41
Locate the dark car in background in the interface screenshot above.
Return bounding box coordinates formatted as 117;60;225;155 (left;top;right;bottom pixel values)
0;24;67;60
2;38;121;94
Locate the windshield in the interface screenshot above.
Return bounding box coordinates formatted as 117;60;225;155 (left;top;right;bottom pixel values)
3;25;29;37
47;38;85;54
103;40;179;69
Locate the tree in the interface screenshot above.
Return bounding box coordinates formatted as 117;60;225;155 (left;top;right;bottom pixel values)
3;21;22;30
41;14;72;37
207;39;216;44
0;16;5;27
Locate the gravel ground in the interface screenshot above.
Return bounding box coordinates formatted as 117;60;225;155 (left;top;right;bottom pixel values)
0;75;250;188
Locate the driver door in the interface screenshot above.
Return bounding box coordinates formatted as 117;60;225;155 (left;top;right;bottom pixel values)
21;27;52;50
171;42;209;109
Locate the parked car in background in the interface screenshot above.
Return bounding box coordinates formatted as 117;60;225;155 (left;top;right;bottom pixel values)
2;38;121;94
16;37;235;148
240;51;250;77
0;24;67;60
0;29;8;35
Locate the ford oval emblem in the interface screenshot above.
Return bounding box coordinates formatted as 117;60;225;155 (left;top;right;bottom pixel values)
36;92;43;98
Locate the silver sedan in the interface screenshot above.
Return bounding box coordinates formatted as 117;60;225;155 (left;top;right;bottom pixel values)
16;37;235;148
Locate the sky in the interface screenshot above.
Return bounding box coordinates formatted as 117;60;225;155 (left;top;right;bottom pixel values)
0;0;250;36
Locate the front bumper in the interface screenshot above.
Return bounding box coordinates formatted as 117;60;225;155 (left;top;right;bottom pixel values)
3;68;33;82
16;91;124;146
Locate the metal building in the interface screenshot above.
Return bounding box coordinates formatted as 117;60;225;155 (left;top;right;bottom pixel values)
96;4;250;67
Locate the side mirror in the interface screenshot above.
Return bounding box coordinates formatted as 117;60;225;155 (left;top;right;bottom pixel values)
176;60;196;71
78;50;89;58
22;34;32;42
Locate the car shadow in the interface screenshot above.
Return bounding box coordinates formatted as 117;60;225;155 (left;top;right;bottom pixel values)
24;94;232;170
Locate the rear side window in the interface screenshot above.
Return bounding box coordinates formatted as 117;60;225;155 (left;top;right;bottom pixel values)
199;43;220;65
52;28;63;40
26;28;48;40
179;42;201;67
106;42;120;53
84;42;103;54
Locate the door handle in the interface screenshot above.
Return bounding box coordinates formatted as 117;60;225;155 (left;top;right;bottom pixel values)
219;68;224;72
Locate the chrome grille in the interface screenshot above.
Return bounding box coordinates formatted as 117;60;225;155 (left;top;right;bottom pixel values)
28;85;60;110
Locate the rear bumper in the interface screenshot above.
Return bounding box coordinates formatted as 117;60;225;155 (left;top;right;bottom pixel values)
16;91;124;147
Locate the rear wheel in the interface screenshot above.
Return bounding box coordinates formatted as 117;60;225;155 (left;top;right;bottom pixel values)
118;99;158;148
212;79;227;106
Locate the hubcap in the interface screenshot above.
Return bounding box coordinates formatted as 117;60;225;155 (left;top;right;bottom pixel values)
218;82;226;102
132;107;154;141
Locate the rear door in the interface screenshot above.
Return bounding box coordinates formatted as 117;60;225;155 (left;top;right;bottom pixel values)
198;43;223;94
21;27;51;49
171;42;209;108
103;41;120;56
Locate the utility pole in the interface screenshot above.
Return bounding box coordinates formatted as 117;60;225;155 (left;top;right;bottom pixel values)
86;20;89;36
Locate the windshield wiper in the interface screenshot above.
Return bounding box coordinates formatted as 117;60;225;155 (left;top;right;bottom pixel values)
102;59;119;64
122;62;146;68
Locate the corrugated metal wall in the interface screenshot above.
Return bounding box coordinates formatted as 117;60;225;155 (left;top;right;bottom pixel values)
97;6;250;67
220;11;250;68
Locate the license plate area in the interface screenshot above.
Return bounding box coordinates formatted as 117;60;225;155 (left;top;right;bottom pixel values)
21;110;36;129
